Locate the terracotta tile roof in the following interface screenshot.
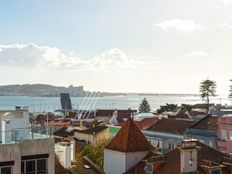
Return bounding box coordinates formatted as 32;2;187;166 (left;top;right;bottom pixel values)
76;157;103;174
71;119;101;128
127;141;232;174
96;109;137;123
75;126;108;135
117;117;159;130
190;115;218;131
53;127;75;138
105;118;152;152
48;119;71;126
147;118;194;135
55;156;72;174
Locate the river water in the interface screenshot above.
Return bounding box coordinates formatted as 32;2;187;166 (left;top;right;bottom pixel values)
0;95;230;112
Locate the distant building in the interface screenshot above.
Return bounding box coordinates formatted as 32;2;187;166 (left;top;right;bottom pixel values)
74;125;109;144
60;93;72;110
143;118;193;152
185;115;218;149
108;116;158;138
95;109;136;123
218;115;232;155
209;105;232;116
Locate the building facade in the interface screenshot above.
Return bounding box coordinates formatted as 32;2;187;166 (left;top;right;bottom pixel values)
218;115;232;154
0;138;54;174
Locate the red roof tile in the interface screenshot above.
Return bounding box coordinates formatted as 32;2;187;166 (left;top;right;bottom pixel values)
147;118;193;135
190;115;218;131
105;118;152;152
118;117;159;130
127;141;232;174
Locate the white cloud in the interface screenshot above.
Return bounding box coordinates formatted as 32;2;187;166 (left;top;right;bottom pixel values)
90;48;141;69
219;0;232;5
155;19;206;32
184;50;209;57
0;43;141;70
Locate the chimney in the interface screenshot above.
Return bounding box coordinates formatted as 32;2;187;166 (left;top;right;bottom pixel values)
180;139;198;174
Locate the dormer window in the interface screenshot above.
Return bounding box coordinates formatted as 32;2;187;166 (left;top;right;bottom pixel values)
144;163;153;174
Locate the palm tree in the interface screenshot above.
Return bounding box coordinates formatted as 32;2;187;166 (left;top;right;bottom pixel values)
229;80;232;100
199;79;216;110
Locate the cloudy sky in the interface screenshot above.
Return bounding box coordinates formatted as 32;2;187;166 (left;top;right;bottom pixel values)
1;0;232;94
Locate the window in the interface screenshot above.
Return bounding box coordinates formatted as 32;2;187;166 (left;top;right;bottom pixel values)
211;169;221;174
144;163;153;174
21;159;47;174
0;166;12;174
221;130;227;141
230;131;232;140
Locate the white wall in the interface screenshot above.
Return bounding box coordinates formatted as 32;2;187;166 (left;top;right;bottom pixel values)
125;151;149;172
0;138;54;174
104;149;149;174
55;143;71;169
104;149;126;174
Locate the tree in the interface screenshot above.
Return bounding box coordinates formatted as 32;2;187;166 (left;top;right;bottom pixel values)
156;103;178;114
199;79;216;110
80;139;110;169
180;104;193;112
229;80;232;100
138;98;151;113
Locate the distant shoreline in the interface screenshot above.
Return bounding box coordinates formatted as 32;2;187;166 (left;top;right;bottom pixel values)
0;93;199;97
0;84;199;97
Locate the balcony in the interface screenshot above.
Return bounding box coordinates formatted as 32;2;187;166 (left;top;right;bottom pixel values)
0;125;51;145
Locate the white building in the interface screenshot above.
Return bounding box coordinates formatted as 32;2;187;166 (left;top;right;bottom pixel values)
0;138;55;174
104;118;152;174
0;107;30;143
0;107;55;174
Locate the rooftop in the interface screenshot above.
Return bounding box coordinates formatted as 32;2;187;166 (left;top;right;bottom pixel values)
127;141;232;174
75;126;108;135
0;126;51;145
147;118;194;135
189;115;218;131
105;118;152;152
117;117;159;130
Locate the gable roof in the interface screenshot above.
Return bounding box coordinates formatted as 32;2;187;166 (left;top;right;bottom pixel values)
190;115;218;131
147;118;194;135
105;118;152;152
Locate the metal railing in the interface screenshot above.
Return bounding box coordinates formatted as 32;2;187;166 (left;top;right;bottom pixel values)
0;125;51;144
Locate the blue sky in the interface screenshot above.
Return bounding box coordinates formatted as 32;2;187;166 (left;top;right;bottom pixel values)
1;0;232;94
